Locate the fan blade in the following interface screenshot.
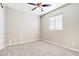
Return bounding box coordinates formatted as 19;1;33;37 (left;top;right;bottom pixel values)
32;7;37;11
0;3;3;8
28;3;36;6
42;4;51;7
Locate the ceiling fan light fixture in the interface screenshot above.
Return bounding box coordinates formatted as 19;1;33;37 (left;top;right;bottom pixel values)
27;3;51;11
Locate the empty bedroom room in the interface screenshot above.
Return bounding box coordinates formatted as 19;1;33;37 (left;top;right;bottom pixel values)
0;3;79;56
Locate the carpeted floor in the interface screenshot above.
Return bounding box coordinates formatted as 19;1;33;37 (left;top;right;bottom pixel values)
0;40;79;56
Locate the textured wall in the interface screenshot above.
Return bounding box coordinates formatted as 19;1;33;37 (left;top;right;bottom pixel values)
40;4;79;50
6;7;40;46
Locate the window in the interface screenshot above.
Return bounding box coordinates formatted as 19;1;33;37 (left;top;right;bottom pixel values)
49;17;55;30
49;13;63;30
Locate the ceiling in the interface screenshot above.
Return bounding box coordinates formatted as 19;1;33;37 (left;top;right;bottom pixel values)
5;3;67;16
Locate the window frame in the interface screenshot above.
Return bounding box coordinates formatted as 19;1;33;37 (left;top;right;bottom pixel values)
49;13;64;31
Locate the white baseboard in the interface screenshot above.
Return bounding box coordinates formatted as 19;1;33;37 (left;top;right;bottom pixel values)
6;39;40;47
4;39;79;53
42;39;79;53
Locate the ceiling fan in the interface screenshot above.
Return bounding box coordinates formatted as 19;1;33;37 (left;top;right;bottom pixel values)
27;3;51;11
0;3;3;8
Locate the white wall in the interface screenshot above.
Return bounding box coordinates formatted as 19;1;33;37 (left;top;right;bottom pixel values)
0;4;6;50
40;4;79;50
6;7;40;46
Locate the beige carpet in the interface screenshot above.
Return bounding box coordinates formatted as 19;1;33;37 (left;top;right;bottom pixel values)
0;40;79;56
